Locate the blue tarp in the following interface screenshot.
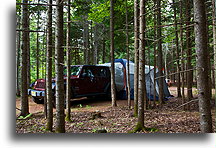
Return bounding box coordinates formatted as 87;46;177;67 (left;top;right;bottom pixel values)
113;59;133;68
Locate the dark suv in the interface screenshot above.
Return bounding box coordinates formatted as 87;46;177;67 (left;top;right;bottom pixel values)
28;65;111;104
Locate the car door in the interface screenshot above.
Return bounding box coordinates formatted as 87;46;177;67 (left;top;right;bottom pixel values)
94;67;110;93
76;66;97;95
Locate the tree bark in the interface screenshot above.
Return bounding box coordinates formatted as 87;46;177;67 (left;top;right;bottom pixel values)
212;0;216;133
110;0;117;107
55;0;65;133
66;0;72;122
102;25;106;63
16;12;21;97
179;0;185;110
83;16;90;65
93;23;98;65
45;0;53;131
173;0;182;98
125;0;131;108
156;0;164;107
133;0;139;116
193;0;213;133
36;0;40;79
137;0;146;129
102;39;106;63
185;0;193;110
20;0;30;117
153;0;157;108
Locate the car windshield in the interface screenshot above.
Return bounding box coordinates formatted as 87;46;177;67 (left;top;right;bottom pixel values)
64;66;81;76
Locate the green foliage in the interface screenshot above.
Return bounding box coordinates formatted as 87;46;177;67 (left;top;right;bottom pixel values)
78;104;83;108
88;1;110;24
85;105;92;109
16;0;203;88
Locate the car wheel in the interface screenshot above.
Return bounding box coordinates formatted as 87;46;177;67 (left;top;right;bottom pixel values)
32;97;44;104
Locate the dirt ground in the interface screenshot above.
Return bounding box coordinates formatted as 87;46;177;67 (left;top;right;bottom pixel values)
15;87;188;115
16;87;215;133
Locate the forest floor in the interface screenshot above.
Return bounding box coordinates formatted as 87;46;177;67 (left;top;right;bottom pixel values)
16;87;215;133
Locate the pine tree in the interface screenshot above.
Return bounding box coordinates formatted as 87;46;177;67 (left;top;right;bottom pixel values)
133;0;139;116
193;0;213;133
212;0;216;133
65;0;72;122
125;0;131;108
156;0;164;107
185;0;193;110
20;0;30;117
55;0;65;133
134;0;147;132
110;0;117;107
45;0;53;131
173;0;182;98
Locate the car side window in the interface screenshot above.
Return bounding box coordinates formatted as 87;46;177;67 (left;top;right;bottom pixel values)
97;68;107;77
82;68;94;77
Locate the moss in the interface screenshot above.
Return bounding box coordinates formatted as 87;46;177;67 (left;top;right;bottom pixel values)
128;122;159;133
55;129;65;133
133;106;138;117
65;114;72;122
45;121;54;132
133;112;138;118
128;122;145;133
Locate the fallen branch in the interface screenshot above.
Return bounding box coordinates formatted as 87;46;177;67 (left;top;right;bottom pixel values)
16;107;21;111
174;98;199;110
16;113;33;120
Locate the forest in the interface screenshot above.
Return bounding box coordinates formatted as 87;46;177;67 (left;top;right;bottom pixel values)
16;0;216;133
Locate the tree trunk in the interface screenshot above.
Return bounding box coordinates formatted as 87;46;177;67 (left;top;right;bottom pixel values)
102;25;106;63
20;0;30;117
125;0;131;108
93;23;98;65
27;15;30;88
102;39;106;63
179;0;185;110
212;0;216;133
89;22;93;65
36;0;40;79
173;0;182;98
45;0;53;132
185;0;193;110
55;0;65;133
66;0;72;122
205;0;212;104
153;0;157;108
16;12;21;97
193;0;213;133
83;16;90;65
110;0;117;107
133;0;139;116
136;0;146;130
156;0;164;107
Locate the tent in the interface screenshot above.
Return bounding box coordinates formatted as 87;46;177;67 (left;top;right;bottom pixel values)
99;59;172;100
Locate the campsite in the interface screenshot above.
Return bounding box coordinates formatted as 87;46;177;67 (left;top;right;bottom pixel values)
16;59;215;133
16;0;216;135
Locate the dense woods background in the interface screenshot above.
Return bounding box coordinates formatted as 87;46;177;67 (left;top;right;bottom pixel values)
15;0;215;134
